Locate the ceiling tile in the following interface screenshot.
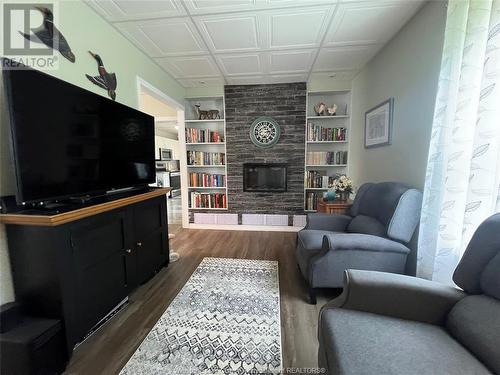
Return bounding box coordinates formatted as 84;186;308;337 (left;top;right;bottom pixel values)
226;75;267;84
309;70;359;81
88;0;424;88
115;18;206;57
269;50;315;73
177;76;226;88
217;54;262;75
313;46;378;71
185;0;256;14
87;0;185;22
268;73;307;83
325;1;423;47
270;8;331;48
226;73;307;85
196;15;259;52
156;56;220;78
184;0;336;15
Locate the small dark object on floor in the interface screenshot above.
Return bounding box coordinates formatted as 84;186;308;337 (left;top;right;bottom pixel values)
0;303;68;374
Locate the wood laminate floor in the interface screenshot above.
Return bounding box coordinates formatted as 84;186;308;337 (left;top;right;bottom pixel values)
65;229;340;374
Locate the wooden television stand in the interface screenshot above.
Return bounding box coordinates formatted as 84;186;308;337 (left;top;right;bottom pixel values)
0;188;171;354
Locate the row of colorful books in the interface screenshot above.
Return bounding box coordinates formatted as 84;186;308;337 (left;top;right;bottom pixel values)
185;128;224;143
307;124;347;142
305;171;335;188
187;151;225;166
190;192;227;209
189;173;226;187
305;192;318;211
307;151;348;165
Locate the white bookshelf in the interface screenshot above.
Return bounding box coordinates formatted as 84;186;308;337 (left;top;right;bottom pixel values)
184;95;228;215
304;90;351;212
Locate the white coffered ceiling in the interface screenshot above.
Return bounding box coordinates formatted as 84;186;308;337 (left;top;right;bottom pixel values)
87;0;424;88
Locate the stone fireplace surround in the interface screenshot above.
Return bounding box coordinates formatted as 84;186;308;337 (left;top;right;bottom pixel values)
224;82;306;224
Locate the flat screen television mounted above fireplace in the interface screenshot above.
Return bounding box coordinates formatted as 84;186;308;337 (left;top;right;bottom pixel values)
243;163;287;192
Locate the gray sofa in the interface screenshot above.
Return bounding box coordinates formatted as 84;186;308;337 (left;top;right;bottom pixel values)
296;182;422;303
318;213;500;375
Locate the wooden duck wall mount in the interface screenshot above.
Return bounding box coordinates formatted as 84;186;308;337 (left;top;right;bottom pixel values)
86;51;117;100
19;7;75;63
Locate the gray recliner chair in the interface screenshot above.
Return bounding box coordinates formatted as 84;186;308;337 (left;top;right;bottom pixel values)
318;213;500;375
296;182;422;303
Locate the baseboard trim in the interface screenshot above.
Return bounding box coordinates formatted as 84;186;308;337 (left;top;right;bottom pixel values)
186;223;303;232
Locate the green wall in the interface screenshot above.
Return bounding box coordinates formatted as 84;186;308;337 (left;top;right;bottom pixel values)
349;1;446;190
1;0;185;106
0;0;185;305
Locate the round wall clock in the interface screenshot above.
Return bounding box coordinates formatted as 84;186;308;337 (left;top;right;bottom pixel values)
249;116;281;148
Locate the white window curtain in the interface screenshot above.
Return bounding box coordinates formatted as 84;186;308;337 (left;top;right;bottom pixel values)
417;0;500;284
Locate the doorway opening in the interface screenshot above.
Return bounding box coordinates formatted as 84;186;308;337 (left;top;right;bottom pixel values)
136;78;185;234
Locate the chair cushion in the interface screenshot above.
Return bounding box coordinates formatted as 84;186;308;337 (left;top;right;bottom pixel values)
346;215;386;237
446;295;500;374
354;182;409;228
320;308;491;375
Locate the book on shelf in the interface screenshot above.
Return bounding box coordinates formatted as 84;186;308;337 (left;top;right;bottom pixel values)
190;192;227;209
307;123;347;142
307;151;348;165
186;128;224;143
305;171;336;188
189;173;226;187
187;151;225;166
305;192;318;211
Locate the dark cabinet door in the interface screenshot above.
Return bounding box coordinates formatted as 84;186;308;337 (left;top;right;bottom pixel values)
131;196;169;284
69;210;131;339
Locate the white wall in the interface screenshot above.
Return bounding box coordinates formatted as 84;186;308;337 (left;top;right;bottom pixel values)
349;1;447;190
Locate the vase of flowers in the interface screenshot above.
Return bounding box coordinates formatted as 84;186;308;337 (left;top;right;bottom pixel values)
332;175;353;201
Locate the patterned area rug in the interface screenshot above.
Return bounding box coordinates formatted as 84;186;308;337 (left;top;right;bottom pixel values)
120;257;282;374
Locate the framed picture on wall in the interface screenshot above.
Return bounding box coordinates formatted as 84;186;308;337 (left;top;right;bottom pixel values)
364;98;394;148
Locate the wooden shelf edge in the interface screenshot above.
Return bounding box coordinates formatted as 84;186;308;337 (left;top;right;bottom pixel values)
306;115;349;119
185;119;225;123
0;188;171;227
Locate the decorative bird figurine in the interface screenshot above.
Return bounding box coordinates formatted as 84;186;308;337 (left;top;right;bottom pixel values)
86;51;117;100
314;102;326;116
327;104;337;116
19;7;75;63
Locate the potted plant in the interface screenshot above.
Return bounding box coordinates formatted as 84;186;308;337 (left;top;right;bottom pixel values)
332;175;353;201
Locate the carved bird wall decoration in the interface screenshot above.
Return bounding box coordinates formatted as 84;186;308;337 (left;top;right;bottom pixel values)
19;7;75;63
86;51;117;100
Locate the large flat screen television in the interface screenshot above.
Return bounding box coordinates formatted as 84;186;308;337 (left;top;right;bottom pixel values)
3;62;155;204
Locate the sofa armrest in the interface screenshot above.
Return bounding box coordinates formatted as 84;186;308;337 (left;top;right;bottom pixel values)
305;213;351;231
322;269;466;325
322;233;410;254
